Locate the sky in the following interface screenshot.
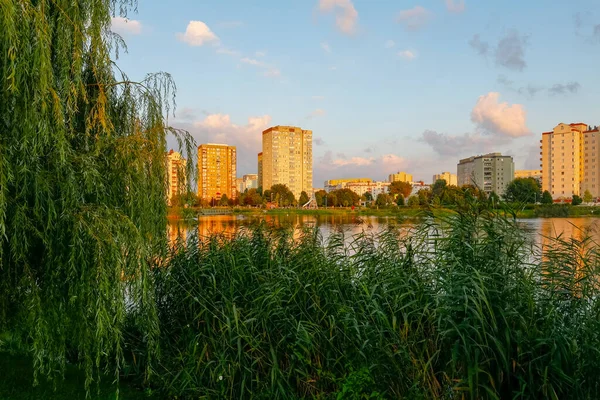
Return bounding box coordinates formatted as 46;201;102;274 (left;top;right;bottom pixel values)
111;0;600;187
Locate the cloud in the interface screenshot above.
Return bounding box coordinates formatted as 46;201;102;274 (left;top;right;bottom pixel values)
241;57;264;66
548;82;581;96
177;21;219;46
573;12;600;44
469;34;489;56
445;0;465;13
397;6;431;31
364;147;373;153
317;0;359;35
495;30;528;71
398;50;416;60
471;92;530;137
329;66;338;71
308;109;327;119
314;137;326;146
421;130;505;156
385;40;395;48
264;68;281;77
332;156;375;167
216;47;240;56
517;85;544;97
255;51;267;57
312;95;325;100
321;42;332;53
111;17;142;35
240;57;281;78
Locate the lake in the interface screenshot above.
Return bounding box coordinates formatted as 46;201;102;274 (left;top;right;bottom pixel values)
168;214;600;246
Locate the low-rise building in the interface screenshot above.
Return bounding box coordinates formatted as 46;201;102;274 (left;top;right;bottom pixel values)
324;178;389;198
433;172;458;186
410;182;431;196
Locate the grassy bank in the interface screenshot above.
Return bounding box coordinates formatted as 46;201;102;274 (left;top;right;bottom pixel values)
147;205;600;398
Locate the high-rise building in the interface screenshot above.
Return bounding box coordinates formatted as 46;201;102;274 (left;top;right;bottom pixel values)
457;153;514;196
242;174;258;191
166;149;186;205
257;152;263;189
388;171;413;183
197;143;237;201
432;172;458;186
261;125;313;200
541;123;599;199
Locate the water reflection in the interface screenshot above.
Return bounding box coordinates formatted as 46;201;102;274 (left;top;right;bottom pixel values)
169;215;600;247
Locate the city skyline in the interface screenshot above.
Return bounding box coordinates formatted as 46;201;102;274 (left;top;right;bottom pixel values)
113;0;600;184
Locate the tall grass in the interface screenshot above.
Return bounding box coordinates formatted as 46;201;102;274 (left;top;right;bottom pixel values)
141;204;600;399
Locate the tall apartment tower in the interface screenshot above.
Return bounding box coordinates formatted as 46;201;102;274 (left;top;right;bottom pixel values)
257;152;263;189
197;143;237;201
433;172;458;186
457;153;514;196
166;150;186;205
261;125;312;200
388;171;413;183
541;123;600;199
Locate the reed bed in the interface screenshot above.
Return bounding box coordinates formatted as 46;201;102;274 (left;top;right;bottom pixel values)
141;205;600;399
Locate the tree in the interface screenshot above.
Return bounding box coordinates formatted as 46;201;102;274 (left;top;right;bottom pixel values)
418;189;432;206
572;195;583;206
270;184;295;206
541;191;553;205
299;191;310;206
396;194;405;206
219;194;230;206
315;190;328;207
389;181;412;198
1;0;183;390
364;191;373;202
407;196;420;207
375;193;391;207
583;189;593;204
504;178;542;203
327;193;339;207
330;188;360;207
431;179;448;198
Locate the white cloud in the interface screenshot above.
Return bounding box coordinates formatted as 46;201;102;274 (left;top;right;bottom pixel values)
308;109;326;119
321;42;332;53
241;57;264;66
217;47;240;56
329;66;338;70
177;21;219;46
385;39;396;48
471;92;530;137
398;50;416;60
318;0;359;35
111;17;142;35
332;156;375;167
312;95;325;100
264;68;281;78
445;0;465;13
397;6;431;31
255;51;267;57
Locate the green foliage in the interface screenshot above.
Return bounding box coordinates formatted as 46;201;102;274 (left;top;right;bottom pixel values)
541;190;553;204
147;199;600;399
407;196;420;207
375;193;391;206
396;194;405;206
330;188;360;207
504;178;541;203
572;195;583;206
534;204;570;217
240;188;263;206
315;190;328;207
583;189;593;203
299;191;310;206
363;191;373;202
389;181;412;198
418;189;431;206
219;194;230;206
0;0;193;392
270;184;296;206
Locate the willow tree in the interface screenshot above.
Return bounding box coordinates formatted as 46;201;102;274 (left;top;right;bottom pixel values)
0;0;191;390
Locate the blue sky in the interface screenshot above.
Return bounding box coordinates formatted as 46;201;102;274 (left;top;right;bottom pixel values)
112;0;600;186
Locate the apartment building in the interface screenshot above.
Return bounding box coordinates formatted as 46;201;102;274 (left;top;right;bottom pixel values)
457;153;514;196
388;171;413;183
238;174;258;193
260;126;313;200
197;143;237;201
166;149;186;205
257;152;263;189
515;170;542;186
432;172;458;186
324;178;389;197
541;122;600;199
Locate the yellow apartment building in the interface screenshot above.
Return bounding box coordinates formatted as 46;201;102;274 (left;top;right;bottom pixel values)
197;143;237;201
388;171;413;183
260;126;313;200
257;152;263;189
540;123;595;199
432;172;458;186
166;149;186;205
